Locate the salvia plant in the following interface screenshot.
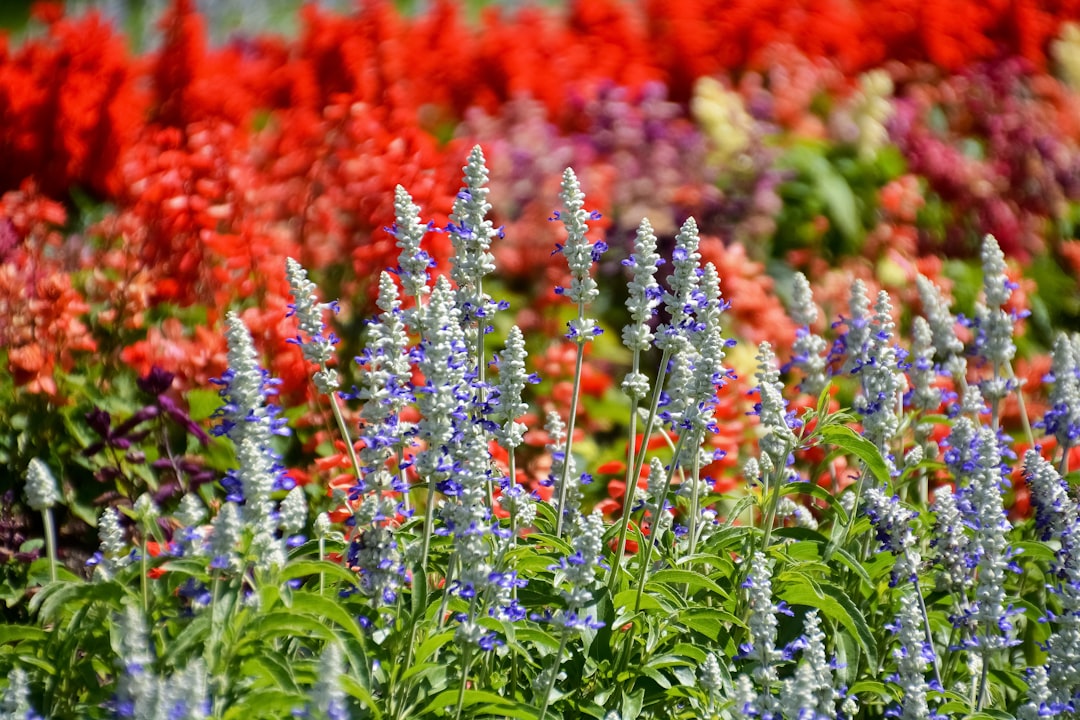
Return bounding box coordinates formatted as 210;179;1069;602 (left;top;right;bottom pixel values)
7;146;1080;720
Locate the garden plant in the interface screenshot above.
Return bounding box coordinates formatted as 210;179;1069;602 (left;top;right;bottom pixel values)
5;2;1080;720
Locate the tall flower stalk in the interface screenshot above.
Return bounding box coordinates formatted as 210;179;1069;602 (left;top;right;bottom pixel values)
286;257;362;482
551;168;604;537
24;458;59;582
611;218;662;584
621;216;703;552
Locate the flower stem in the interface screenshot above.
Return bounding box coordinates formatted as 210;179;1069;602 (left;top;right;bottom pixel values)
537;628;569;720
41;508;57;583
609;348;671;592
554;341;586;538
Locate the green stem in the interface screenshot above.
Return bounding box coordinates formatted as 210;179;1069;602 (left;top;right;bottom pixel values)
537;629;570;720
41;508;57;583
318;535;326;595
328;390;363;481
453;645;475;720
609;392;641;591
554;342;586;538
759;460;787;554
141;533;149;613
610;349;672;592
687;442;703;561
633;435;687;614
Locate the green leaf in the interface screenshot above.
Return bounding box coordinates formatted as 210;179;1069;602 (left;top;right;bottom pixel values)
245;612;336;644
163;614;211;667
279;560;359;588
287;590;365;642
414;630;456;664
1013;540;1056;565
676;607;743;641
646;569;727;598
223;687;307;718
0;625;47;644
818;425;891;488
780;481;848;524
422;689;541;718
340;674;383;719
777;579;878;671
241;650;302;693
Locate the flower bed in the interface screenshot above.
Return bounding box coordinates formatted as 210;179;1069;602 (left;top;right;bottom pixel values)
4;2;1080;718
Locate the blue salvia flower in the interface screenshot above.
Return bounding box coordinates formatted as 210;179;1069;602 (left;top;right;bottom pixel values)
914;274;964;371
1024;449;1076;545
836;279;873;375
1039;332;1080;470
449;145;499;357
545;510;606;632
698;652;726;714
346;522;405;607
886;592;941;720
732;674;761;718
213;311;291;504
1017;665;1069;720
855;291;904;474
1028;452;1080;705
310;643;350;720
972;235;1019;406
644;456;674;541
965;427;1020;652
555;168;602;344
788;272;829;398
621;218;663;401
209;502;243;573
24;458;58;512
907;317;941;413
741;551;785;715
753;342;797;472
544;410;582;519
415;276;469;486
176;493;208;556
777;496;819;531
440;414;499;630
781;610;840;720
491;325;535;453
213;311;288;444
864;488;922;587
91;506;130;579
928;485;973;607
1;667;42;720
114;606;210;720
279;486;308;549
659;347;695;434
285;257;341;395
657;217;702;354
391;184;434;308
354;272;414;504
942;416;979;479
